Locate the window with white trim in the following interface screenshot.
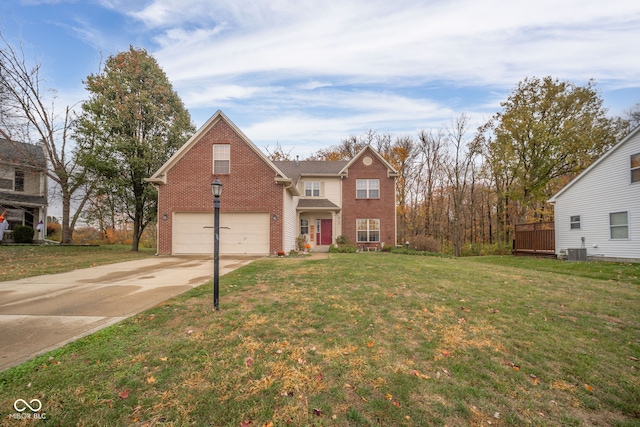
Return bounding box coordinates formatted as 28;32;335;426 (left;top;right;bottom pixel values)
570;215;581;230
631;153;640;183
610;211;629;239
305;181;320;197
356;179;379;199
300;219;309;235
212;144;230;174
356;219;380;242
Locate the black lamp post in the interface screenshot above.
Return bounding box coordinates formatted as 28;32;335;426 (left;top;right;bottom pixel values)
211;178;223;311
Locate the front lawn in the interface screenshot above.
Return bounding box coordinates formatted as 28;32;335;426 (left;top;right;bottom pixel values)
0;245;156;282
0;254;638;426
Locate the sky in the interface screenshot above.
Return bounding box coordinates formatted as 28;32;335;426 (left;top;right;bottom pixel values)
1;0;640;160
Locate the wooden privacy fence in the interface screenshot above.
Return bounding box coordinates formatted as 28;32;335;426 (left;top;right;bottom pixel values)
513;222;555;257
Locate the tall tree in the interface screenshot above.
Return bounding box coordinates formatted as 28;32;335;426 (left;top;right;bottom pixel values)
480;76;626;226
443;114;479;257
76;46;194;251
0;33;94;243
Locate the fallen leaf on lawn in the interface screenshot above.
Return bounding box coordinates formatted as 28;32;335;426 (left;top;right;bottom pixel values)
460;306;471;312
159;357;168;362
367;341;374;348
441;350;451;357
584;384;594;392
411;370;431;380
245;357;254;368
392;400;401;408
313;408;323;417
316;373;323;381
513;365;520;371
118;390;129;399
458;318;466;324
385;393;393;400
628;356;639;361
146;376;156;384
531;377;539;385
262;422;273;427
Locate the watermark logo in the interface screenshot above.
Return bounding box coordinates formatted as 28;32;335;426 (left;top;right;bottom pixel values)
8;399;46;420
14;399;42;412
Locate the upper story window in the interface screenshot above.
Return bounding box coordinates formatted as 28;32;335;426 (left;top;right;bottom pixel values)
610;211;629;239
305;181;321;197
570;215;581;230
356;179;379;199
631;153;640;183
14;170;24;192
213;144;230;174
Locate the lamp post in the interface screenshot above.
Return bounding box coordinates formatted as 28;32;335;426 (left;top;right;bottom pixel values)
211;178;223;311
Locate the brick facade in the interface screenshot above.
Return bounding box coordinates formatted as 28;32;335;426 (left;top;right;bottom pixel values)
341;147;397;248
150;111;396;255
156;116;283;255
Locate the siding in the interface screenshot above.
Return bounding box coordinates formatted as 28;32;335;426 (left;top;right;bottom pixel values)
283;188;298;253
552;131;640;259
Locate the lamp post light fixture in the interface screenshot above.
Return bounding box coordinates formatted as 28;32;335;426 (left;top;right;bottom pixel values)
211;178;223;311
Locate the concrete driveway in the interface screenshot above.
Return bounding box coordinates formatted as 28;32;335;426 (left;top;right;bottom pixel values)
0;255;259;372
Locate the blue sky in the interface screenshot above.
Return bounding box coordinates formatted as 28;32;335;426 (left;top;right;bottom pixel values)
2;0;640;159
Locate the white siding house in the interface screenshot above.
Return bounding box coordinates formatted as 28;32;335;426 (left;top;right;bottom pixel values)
548;126;640;261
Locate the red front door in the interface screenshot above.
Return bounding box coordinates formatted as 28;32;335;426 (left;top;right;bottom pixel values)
320;219;332;245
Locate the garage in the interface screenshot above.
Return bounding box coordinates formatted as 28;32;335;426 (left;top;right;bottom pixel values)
172;212;270;255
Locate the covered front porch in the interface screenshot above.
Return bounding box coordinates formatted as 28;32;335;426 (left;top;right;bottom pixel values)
297;199;341;252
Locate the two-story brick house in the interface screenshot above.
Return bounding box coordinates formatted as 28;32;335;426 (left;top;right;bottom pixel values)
147;110;398;255
0;138;48;242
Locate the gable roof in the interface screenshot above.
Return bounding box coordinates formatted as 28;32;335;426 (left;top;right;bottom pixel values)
0;138;47;169
339;145;399;177
147;110;287;184
548;125;640;203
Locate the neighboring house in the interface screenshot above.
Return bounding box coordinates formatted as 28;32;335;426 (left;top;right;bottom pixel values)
548;126;640;261
147;110;398;255
0;138;48;242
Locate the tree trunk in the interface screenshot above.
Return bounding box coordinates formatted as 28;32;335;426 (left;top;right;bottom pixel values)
61;189;73;244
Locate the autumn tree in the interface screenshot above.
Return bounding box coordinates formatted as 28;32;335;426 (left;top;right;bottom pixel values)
479;76;626;235
75;46;194;251
0;32;94;243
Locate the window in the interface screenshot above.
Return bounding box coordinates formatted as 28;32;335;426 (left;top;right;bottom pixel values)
356;179;379;199
610;211;629;239
14;170;24;192
357;219;380;242
305;181;320;197
631;153;640;183
213;144;230;174
300;219;309;235
570;215;581;230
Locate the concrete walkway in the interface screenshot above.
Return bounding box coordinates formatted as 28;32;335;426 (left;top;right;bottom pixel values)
0;255;259;372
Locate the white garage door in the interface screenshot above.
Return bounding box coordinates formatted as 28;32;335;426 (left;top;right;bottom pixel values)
173;212;270;255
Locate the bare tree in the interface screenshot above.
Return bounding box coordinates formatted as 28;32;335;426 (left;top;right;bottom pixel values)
0;33;94;243
443;114;479;257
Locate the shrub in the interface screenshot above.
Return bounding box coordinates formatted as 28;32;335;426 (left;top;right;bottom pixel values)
328;243;358;253
13;225;34;243
406;235;441;252
336;235;351;245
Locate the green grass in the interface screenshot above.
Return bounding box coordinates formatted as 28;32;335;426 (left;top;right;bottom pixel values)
0;245;155;281
1;254;639;426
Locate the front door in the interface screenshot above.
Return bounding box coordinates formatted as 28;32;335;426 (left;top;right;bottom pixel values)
320;219;332;245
